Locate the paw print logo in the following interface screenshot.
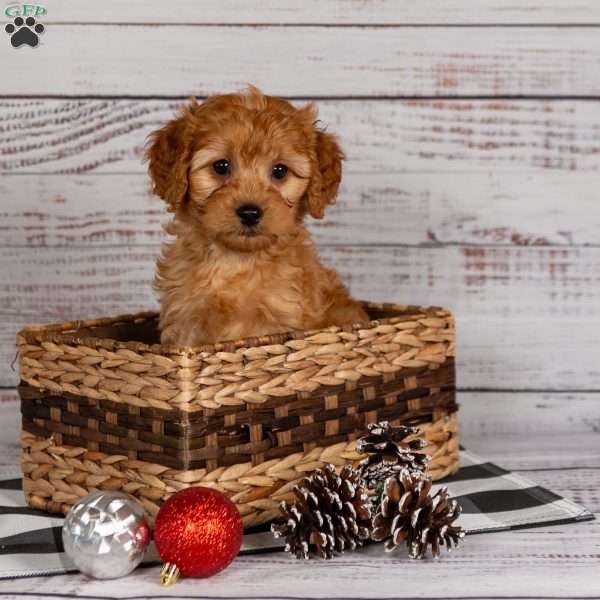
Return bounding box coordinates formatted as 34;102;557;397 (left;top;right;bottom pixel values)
5;16;44;48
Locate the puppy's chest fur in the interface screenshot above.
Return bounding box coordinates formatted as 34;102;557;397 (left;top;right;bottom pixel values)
156;233;328;345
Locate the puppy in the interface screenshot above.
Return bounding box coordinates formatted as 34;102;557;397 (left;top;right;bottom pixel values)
146;86;368;346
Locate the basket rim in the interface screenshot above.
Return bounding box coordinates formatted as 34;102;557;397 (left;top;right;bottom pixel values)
16;301;452;357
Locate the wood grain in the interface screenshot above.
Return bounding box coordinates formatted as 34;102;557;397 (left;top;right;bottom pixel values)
459;392;600;435
0;393;20;467
3;171;600;248
3;245;599;320
464;432;600;470
40;1;600;25
0;515;597;598
2;245;600;389
2;27;600;96
3;99;599;175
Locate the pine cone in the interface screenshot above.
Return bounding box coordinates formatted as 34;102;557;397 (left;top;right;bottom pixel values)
271;463;371;559
357;421;429;488
371;469;465;559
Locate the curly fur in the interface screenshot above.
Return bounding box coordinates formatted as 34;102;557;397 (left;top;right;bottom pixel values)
146;86;368;346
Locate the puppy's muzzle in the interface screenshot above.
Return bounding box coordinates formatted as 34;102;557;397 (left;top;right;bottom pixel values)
236;204;263;227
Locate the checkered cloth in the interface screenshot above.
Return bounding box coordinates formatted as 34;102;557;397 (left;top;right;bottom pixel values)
0;450;592;579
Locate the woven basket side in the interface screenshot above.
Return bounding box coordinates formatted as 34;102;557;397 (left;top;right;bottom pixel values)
20;357;455;470
22;411;459;529
18;308;454;413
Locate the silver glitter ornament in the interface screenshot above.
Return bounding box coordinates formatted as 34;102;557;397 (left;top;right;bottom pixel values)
62;491;150;579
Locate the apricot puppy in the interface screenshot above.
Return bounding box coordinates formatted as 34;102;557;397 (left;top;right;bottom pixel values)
146;87;368;346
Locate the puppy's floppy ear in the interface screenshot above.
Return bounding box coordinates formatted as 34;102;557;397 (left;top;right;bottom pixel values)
145;99;198;211
304;129;345;219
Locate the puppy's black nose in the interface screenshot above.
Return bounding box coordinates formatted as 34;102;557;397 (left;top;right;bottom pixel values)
236;204;263;227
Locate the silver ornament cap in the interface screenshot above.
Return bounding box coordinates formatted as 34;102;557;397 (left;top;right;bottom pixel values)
62;491;150;579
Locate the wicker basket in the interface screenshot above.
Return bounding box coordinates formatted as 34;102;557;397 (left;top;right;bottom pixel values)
17;302;458;528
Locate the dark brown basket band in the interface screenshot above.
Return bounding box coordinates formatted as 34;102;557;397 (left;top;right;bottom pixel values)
20;359;456;471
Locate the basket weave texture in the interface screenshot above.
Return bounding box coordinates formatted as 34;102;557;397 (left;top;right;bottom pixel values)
17;302;459;528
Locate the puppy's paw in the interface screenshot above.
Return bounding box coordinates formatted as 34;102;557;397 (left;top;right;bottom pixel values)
325;302;370;327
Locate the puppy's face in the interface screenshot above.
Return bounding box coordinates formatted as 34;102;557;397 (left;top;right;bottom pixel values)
187;99;314;252
146;88;344;252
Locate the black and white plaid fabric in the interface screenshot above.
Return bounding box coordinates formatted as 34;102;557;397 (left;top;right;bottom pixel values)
0;450;593;579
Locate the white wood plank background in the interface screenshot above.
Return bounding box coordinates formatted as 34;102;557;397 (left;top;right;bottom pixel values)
0;5;598;446
2;26;600;97
36;1;600;25
4;172;600;247
3;99;600;175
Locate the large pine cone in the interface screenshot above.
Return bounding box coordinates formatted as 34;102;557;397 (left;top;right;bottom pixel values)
371;469;465;559
271;463;371;559
357;421;429;489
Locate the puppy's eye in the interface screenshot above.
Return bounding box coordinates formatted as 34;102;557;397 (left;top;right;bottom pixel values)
212;159;230;176
272;163;288;180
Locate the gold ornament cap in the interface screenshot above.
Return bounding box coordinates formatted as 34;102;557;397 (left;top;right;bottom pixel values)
160;562;180;586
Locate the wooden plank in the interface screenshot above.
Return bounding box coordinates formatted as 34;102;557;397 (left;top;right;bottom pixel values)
39;1;600;25
2;27;600;96
459;392;600;435
3;171;599;247
0;392;20;467
0;517;598;598
0;175;165;247
3;245;600;389
463;432;600;470
3;99;599;175
3;95;596;175
3;246;599;321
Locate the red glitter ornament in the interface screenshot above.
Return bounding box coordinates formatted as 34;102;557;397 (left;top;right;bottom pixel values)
154;487;243;585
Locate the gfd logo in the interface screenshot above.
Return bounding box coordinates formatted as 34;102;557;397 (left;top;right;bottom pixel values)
4;4;46;47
